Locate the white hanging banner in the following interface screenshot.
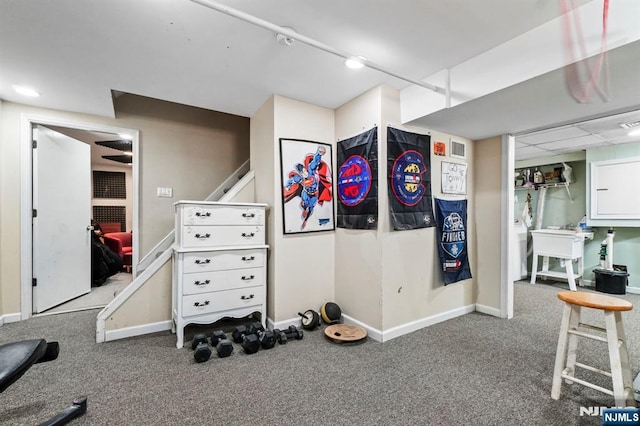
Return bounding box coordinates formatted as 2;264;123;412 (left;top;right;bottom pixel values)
441;161;467;195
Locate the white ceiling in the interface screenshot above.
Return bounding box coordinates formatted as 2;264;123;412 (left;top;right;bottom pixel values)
1;0;639;160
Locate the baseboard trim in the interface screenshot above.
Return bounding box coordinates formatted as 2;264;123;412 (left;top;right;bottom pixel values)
626;286;640;295
475;304;502;317
340;304;476;343
341;314;383;342
0;313;22;326
379;304;476;342
104;320;172;342
267;316;302;332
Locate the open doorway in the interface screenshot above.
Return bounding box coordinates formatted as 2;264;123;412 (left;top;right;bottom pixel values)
20;115;139;319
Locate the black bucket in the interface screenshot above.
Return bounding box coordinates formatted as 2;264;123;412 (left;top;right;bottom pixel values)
594;266;629;295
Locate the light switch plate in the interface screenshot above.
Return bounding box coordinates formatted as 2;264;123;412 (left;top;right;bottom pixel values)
157;187;173;198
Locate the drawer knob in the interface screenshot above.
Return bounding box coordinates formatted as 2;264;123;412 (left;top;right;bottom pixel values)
195;212;212;217
194;279;210;286
194;300;210;307
241;294;255;300
241;232;255;238
241;256;255;261
242;212;256;218
194;233;211;239
241;275;255;281
194;259;211;264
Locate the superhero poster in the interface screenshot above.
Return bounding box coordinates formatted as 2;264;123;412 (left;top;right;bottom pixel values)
336;127;378;229
279;138;334;234
387;127;435;230
434;198;472;285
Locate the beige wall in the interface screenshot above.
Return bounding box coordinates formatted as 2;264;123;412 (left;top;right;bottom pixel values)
334;87;384;329
251;95;335;323
0;95;250;325
334;86;476;333
473;136;502;310
250;97;276;319
0;99;3;315
382;123;476;330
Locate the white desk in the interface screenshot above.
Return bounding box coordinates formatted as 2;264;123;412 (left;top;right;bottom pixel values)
530;229;594;291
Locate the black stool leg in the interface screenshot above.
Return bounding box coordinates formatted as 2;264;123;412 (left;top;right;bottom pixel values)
38;396;87;426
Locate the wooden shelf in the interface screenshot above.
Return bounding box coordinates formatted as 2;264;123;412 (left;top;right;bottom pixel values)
515;181;573;202
515;182;569;190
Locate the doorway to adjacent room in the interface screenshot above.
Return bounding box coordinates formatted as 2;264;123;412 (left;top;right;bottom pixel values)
20;114;139;319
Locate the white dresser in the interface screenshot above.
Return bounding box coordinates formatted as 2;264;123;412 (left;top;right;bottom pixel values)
172;201;268;348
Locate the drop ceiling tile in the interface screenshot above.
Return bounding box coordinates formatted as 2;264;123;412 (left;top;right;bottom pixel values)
535;134;606;150
516;126;591;145
515;145;552;156
577;110;640;133
609;137;640;145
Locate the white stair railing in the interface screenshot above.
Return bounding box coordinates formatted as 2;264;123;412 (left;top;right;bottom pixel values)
136;160;249;273
96;160;253;343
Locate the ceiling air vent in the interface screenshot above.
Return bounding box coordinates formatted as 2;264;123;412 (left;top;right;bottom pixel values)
450;140;466;159
619;121;640;130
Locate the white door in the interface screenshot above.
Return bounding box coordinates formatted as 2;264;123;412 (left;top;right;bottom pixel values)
33;125;92;313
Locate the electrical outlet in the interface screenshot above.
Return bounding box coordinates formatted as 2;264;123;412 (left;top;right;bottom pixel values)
157;187;173;198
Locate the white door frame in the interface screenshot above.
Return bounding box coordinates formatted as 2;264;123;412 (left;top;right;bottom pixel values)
500;134;515;319
20;113;140;320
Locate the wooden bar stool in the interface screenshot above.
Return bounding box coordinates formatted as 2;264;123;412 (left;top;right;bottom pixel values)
551;291;635;407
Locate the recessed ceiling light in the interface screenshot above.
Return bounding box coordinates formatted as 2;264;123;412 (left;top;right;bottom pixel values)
628;128;640;137
12;85;40;97
345;57;366;69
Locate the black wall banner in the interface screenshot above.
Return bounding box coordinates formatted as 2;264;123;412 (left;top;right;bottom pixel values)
387;127;434;230
336;127;378;229
434;198;472;285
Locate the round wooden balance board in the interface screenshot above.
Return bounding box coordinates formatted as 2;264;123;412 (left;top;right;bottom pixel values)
324;324;367;343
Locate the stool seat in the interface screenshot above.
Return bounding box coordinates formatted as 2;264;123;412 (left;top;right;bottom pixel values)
557;291;633;311
552;291;635;407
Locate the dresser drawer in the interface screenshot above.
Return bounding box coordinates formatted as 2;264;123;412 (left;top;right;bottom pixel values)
180;204;265;226
181;249;265;274
180;225;264;247
182;286;263;317
182;268;265;295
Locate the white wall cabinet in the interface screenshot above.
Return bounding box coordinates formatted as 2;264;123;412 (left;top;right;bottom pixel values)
172;201;268;348
590;157;640;220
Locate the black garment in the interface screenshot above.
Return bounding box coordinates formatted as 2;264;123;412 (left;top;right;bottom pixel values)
91;232;123;286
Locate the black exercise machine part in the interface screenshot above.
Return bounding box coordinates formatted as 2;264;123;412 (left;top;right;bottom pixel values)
0;339;87;425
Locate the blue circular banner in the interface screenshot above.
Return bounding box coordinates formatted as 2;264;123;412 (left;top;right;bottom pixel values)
337;155;372;207
391;149;426;206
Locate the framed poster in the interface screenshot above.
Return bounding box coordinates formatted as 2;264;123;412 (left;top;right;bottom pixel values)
441;161;467;195
279;138;334;234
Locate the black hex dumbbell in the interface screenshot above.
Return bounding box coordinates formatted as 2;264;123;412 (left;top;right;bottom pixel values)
191;333;212;363
232;322;264;343
273;325;303;345
283;325;304;342
272;329;287;345
210;330;234;358
248;321;265;335
231;325;249;343
259;329;277;349
241;334;260;354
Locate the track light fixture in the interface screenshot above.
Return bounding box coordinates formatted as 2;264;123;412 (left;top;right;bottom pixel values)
189;0;443;94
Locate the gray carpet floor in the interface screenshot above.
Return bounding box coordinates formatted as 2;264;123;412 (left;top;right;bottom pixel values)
1;281;638;425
